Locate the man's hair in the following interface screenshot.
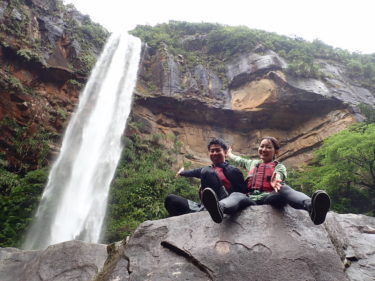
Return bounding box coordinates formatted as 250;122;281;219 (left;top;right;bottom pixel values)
207;138;229;151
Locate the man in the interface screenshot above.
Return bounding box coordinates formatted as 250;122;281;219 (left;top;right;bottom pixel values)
165;138;253;221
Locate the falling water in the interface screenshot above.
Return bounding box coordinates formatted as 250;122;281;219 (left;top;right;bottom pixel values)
23;32;141;250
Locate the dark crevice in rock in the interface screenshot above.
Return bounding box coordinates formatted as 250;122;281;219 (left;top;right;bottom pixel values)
93;242;128;281
161;240;214;280
123;253;132;275
135;94;341;132
1;44;75;85
346;256;359;262
323;221;352;279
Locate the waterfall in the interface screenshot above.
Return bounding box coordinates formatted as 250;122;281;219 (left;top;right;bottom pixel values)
23;32;141;250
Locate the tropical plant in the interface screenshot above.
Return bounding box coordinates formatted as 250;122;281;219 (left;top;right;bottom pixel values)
288;123;375;216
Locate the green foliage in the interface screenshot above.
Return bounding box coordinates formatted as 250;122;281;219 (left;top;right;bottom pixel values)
0;1;30;38
131;21;375;83
288;123;375;216
0;166;49;247
0;117;52;171
103;134;199;243
78;53;97;74
66;79;83;89
358;103;375;123
0;0;109;75
6;75;24;91
16;48;42;63
77;22;108;48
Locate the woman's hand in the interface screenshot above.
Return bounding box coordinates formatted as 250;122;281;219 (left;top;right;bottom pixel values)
176;167;184;177
227;146;234;158
271;172;282;192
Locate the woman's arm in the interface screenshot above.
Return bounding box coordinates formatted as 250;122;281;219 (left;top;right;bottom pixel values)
274;163;287;181
227;147;257;171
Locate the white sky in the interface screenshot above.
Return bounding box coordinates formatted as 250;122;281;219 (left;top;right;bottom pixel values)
63;0;374;54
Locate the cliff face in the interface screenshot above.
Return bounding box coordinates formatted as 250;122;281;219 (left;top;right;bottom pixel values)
0;0;108;170
1;209;374;281
131;40;375;168
1;10;374;171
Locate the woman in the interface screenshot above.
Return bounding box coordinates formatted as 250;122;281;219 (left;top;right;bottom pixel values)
201;136;330;225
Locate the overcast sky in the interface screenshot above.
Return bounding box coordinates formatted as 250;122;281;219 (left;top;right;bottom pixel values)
63;0;374;54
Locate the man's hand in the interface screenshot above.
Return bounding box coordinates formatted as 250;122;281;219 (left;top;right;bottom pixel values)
176;167;184;177
271;172;282;192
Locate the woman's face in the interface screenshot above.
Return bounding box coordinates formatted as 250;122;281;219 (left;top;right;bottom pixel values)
258;139;277;163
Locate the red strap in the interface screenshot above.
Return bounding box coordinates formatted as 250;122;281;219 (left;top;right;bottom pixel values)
214;167;231;191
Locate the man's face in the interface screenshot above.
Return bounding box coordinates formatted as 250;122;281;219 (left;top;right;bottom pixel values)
209;144;227;165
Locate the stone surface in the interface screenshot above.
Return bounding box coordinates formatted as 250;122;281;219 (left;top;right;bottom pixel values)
110;206;350;281
0;240;107;281
1;209;374;281
0;0;108;169
325;213;375;281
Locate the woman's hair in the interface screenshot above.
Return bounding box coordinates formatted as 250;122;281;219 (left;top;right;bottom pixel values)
261;136;280;151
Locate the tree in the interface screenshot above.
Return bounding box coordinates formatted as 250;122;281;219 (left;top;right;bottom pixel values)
291;124;375;215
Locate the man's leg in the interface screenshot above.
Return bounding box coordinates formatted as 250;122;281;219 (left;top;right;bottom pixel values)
165;194;201;216
201;188;224;223
200;167;228;200
202;190;255;223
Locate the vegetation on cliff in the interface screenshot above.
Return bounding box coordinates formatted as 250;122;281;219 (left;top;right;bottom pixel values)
0;131;198;247
0;164;48;247
289;120;375;216
131;21;375;89
0;0;108;74
102;132;198;243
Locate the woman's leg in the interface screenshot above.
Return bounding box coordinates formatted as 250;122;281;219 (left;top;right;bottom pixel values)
264;185;330;225
262;191;287;208
220;192;256;214
277;184;311;210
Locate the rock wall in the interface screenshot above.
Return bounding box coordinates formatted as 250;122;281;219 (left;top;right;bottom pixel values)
132;46;375;168
1;208;374;281
0;0;108;169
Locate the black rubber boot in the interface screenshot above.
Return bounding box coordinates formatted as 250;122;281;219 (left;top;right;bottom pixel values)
309;190;330;225
202;188;224;223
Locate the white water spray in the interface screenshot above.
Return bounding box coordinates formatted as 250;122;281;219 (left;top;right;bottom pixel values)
23;33;141;250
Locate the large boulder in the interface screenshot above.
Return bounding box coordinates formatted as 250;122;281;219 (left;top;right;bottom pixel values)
109;206;349;281
0;240;107;281
1;207;374;281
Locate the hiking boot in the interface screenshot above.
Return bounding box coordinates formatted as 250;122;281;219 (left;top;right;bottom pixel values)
310;190;330;225
202;188;224;223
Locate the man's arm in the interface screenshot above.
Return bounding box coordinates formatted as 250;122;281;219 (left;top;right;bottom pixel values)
178;167;203;178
